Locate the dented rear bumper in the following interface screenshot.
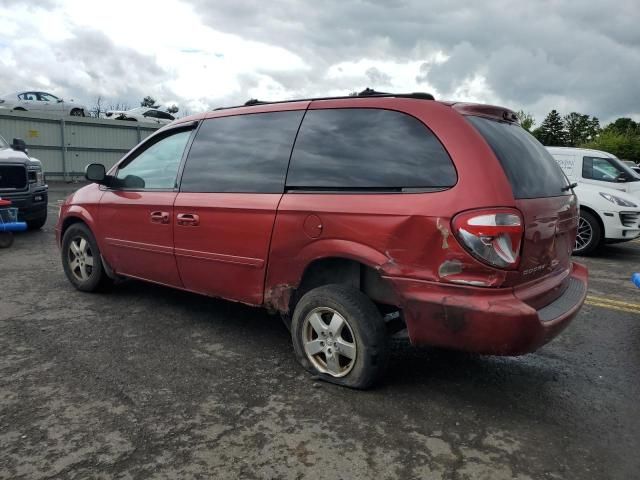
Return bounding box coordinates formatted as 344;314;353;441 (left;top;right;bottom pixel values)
385;262;588;355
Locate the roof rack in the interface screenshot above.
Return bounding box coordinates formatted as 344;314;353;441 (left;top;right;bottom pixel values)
214;88;435;111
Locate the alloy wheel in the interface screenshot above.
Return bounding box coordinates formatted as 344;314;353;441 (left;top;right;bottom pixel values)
67;236;94;282
302;307;357;378
575;216;593;252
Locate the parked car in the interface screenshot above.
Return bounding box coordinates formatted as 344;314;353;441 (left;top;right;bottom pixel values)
56;91;588;389
547;147;640;254
547;147;640;198
621;159;640;175
0;91;86;117
106;107;175;125
0;135;48;229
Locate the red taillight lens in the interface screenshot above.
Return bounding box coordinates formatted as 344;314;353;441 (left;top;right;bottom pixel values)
452;209;524;269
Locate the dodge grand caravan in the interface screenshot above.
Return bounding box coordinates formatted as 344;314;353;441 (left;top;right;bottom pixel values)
56;90;588;388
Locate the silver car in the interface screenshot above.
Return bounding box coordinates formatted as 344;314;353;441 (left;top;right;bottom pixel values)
0;91;87;117
105;107;175;125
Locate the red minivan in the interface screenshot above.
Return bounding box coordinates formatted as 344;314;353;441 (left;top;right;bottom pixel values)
56;90;587;388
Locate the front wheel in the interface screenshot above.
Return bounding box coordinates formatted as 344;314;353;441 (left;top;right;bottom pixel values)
574;210;602;256
61;223;111;291
27;211;47;230
291;284;388;389
0;233;14;248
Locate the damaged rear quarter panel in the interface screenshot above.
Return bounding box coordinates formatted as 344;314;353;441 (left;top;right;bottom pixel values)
263;100;518;313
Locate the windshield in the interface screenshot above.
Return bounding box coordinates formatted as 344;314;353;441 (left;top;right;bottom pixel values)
467;116;571;198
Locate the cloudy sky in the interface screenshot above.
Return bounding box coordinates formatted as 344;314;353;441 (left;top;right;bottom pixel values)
0;0;638;124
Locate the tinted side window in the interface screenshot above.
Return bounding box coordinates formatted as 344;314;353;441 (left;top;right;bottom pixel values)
467;116;570;198
286;108;456;190
180;110;304;193
115;130;192;189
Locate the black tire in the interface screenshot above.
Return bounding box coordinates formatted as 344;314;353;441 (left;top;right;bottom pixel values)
0;233;14;248
574;210;602;256
291;284;388;389
61;223;112;292
27;211;47;230
70;108;84;116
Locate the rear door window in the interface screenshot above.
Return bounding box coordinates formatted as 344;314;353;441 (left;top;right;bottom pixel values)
286;108;457;190
467;116;570;198
180;110;304;193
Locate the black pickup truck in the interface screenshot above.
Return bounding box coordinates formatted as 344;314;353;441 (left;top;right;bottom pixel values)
0;135;48;229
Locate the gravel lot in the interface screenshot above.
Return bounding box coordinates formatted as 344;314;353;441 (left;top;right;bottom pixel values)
1;183;639;479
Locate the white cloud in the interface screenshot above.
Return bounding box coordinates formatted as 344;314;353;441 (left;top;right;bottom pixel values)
0;0;638;124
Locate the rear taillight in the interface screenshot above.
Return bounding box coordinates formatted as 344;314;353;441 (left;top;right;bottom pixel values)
452;208;524;270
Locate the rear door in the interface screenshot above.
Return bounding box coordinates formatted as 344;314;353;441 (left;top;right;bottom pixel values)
548;151;579;182
174;109;305;305
98;125;195;287
467;116;577;285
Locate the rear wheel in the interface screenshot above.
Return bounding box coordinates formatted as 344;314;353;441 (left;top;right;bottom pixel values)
70;108;84;116
61;223;111;291
291;284;388;389
574;210;602;256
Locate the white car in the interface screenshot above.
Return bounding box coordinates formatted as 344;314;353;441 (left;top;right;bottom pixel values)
547;147;640;199
547;147;640;255
105;107;175;125
0;91;87;116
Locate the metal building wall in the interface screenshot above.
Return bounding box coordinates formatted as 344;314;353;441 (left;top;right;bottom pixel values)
0;110;161;180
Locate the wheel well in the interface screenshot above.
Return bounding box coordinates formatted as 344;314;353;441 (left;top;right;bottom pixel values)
295;257;399;309
580;206;605;239
14;107;27;111
61;216;86;238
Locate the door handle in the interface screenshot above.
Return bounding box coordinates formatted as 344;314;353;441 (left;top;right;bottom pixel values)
177;213;200;226
150;211;170;224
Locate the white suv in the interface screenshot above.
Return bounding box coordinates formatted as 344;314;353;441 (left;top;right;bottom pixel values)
547;147;640;255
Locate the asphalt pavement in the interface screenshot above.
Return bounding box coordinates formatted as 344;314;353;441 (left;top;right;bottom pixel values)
1;183;639;479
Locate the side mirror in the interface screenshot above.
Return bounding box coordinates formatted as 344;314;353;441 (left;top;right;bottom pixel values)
11;138;27;153
616;173;629;182
57;99;64;103
85;163;107;184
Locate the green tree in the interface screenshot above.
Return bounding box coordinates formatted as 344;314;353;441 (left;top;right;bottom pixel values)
581;130;640;163
516;110;535;132
167;104;179;115
564;112;600;146
603;117;640;136
533;110;567;146
141;96;159;108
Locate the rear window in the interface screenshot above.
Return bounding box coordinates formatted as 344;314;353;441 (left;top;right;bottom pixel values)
467;116;570;198
286;108;457;190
